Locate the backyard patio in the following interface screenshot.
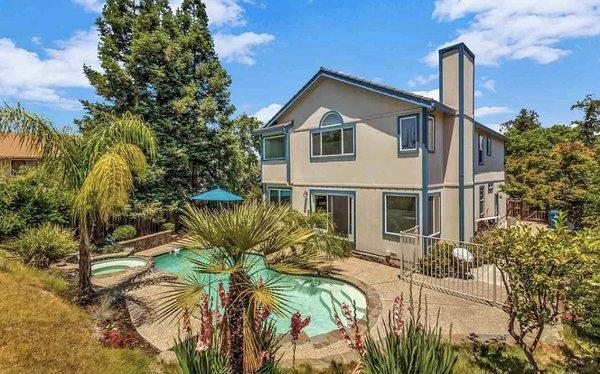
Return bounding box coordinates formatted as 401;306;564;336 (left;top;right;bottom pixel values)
92;241;514;368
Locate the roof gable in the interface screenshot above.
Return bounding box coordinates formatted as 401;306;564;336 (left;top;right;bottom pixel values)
264;68;455;127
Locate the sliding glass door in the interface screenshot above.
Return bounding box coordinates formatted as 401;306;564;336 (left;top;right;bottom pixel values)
313;192;354;240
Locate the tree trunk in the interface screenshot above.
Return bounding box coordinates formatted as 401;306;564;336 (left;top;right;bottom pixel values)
227;271;249;374
77;217;93;304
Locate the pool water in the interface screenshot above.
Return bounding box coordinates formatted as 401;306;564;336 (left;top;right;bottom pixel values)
92;257;148;276
154;250;367;337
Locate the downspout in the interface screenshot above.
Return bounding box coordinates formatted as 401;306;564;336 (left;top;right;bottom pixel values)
421;107;429;252
458;45;465;242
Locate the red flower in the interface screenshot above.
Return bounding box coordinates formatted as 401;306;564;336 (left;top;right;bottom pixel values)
290;312;311;342
196;295;212;352
254;306;271;330
217;282;229;309
392;296;405;337
181;309;191;335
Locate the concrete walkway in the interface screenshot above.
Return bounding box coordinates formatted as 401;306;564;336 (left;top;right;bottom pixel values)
121;249;509;367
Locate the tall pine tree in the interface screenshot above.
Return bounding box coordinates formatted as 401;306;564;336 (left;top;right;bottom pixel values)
80;0;259;215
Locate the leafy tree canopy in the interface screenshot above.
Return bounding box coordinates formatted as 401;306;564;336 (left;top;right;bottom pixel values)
502;97;600;228
80;0;260;215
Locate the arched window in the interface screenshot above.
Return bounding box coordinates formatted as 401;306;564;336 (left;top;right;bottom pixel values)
320;111;343;127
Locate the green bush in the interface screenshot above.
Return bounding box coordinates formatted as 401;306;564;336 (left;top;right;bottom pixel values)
0;167;73;238
112;225;137;242
8;224;77;268
161;222;175;232
361;287;458;374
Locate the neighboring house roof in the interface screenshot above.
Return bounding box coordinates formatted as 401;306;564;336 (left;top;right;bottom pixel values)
474;121;507;141
263;67;456;127
0;133;39;159
261;67;505;141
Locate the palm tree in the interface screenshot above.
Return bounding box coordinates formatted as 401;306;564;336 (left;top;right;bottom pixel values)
159;202;349;374
0;104;156;302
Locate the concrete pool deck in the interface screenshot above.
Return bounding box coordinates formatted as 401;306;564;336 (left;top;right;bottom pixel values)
114;241;511;367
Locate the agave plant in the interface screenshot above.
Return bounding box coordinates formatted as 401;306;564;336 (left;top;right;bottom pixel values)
159;202;347;374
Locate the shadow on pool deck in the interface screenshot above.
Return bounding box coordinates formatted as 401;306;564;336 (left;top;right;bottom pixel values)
120;252;512;367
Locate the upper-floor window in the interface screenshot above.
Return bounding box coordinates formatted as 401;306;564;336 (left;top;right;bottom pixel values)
320;111;343;127
311;112;354;158
263;134;285;160
311;127;354;157
427;116;435;152
486;136;492;156
398;115;418;152
478;134;484;165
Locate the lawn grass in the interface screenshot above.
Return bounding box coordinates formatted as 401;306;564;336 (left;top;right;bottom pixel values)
0;250;163;374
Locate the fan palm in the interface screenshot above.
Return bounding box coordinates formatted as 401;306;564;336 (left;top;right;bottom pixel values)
0;104;156;302
159;202;349;374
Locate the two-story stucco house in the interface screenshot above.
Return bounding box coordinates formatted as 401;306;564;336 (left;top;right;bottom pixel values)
255;43;506;258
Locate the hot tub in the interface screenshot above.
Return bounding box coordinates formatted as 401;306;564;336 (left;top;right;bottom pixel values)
91;257;148;276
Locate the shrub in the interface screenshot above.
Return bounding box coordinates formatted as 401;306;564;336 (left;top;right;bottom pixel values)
418;241;475;279
112;225;137;242
161;222;175;232
331;283;457;374
0;167;72;238
479;213;599;373
8;224;76;268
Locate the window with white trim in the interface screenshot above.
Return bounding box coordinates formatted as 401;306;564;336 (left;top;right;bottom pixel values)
263;134;285;160
427;193;441;236
311;127;354;157
427;116;435;152
478;134;484;165
268;188;291;205
486;136;492;156
479;185;485;218
494;193;500;217
320;111;343;127
384;194;418;235
398;116;418;151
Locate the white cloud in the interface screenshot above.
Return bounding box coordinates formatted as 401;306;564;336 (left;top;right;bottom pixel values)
253;103;282;123
31;36;42;45
203;0;246;27
475;106;511;117
72;0;104;12
214;32;274;65
70;0;274;66
408;73;438;87
411;89;439;101
481;78;496;92
474;90;483;98
0;28;99;110
425;1;600;66
75;0;247;27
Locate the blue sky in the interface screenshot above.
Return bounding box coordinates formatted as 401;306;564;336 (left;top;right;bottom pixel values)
0;0;599;132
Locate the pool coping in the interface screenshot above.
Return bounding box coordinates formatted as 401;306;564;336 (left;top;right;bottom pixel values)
90;255;155;284
141;247;383;351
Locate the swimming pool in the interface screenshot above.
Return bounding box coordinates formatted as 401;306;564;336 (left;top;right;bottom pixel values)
154;250;367;337
92;257;148;276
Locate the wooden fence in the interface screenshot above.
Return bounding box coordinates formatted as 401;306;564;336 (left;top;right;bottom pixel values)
507;199;547;222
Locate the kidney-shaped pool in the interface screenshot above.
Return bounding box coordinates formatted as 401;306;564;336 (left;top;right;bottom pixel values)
153;249;367;337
